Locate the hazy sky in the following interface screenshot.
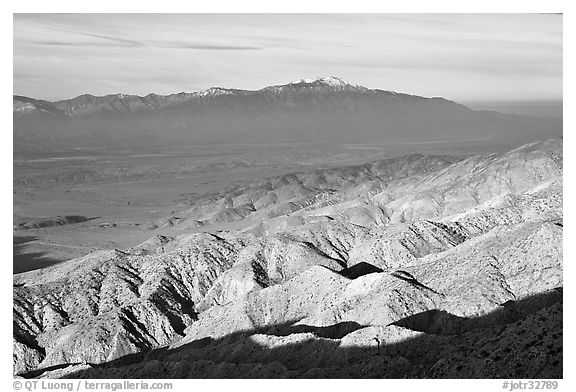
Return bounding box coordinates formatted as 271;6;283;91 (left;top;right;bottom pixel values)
13;13;562;103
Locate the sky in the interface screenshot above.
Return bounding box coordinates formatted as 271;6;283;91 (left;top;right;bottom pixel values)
13;13;562;104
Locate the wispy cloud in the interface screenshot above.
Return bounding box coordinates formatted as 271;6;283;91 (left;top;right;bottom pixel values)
63;30;144;48
150;41;263;50
33;39;141;48
29;38;262;51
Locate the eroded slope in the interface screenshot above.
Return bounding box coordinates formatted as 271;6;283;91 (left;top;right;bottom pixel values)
13;139;563;378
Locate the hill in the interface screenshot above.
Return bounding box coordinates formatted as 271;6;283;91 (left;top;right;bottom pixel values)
13;139;562;378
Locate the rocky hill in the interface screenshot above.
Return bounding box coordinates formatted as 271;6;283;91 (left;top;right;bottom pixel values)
13;78;560;154
13;139;562;378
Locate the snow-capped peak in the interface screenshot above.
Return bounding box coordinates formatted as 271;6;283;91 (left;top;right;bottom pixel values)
290;76;351;87
196;87;235;97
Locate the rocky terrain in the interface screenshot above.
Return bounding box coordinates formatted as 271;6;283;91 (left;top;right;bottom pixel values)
12;138;562;378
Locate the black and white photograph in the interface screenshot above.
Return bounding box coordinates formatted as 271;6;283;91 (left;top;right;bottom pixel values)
9;5;567;384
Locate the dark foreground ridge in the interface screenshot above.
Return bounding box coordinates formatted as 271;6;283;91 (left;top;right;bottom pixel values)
24;289;561;379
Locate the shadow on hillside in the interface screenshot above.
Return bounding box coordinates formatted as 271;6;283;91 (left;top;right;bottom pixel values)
26;288;563;379
15;215;101;230
335;262;384;279
13;287;563;379
13;236;64;274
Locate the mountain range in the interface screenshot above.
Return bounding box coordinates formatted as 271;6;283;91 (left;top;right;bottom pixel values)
14;77;561;153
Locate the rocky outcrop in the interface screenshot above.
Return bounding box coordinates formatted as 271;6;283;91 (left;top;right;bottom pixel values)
13;233;239;373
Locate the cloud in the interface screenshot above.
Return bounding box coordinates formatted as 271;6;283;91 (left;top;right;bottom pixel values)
151;41;263;50
20;25;262;51
29;38;262;51
15;24;145;48
33;40;140;48
66;31;144;48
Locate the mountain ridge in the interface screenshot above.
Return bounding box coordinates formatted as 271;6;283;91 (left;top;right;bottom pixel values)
13;77;561;155
14;77;445;118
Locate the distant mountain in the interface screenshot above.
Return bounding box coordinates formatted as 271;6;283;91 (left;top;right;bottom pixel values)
13;77;562;153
